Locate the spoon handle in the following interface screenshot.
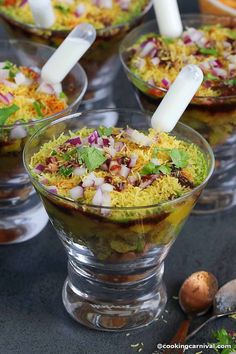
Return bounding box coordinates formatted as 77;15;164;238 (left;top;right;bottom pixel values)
187;311;236;341
163;319;190;354
186;315;216;341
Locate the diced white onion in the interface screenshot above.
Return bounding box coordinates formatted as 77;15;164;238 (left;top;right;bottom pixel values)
69;186;83;199
10;126;27;139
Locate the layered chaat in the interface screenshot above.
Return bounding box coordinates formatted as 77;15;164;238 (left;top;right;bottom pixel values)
30;126;208;209
127;24;236;98
0;60;67;127
0;0;149;31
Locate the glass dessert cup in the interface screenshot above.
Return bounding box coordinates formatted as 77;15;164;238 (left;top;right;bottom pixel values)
0;2;152;111
0;39;87;244
24;109;214;331
120;14;236;214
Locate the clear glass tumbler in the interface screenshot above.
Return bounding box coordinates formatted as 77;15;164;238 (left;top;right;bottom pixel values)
0;40;87;244
0;2;152;110
24;109;214;331
120;14;236;214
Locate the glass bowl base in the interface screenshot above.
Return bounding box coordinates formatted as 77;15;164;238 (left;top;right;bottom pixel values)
193;188;236;214
62;278;167;332
0;196;48;244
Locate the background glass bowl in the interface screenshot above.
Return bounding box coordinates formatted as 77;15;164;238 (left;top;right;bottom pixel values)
199;0;236;16
0;1;152;110
120;14;236;214
0;39;87;244
24;109;214;331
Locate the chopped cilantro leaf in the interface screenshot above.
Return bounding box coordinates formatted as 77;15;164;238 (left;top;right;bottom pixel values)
59;166;73;177
170;149;189;168
226;29;236;40
140;162;156;175
63;153;71;161
141;162;171;176
204;73;219;81
159;165;171;175
98;126;113;137
0;104;20;126
163;37;174;44
77;146;106;172
55;4;69;13
3;60;19;78
227;79;236;86
51;150;57;156
33;101;44;117
199;48;218;56
210;328;236;354
59;91;67;99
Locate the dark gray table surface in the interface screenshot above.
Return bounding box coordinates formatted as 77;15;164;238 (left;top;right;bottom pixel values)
0;1;236;353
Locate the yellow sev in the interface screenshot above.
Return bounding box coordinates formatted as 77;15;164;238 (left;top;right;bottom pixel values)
30;127;208;208
1;0;149;31
0;65;67;125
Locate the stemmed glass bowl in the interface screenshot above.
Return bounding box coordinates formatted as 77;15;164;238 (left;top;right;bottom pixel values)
0;1;152;109
24;109;214;331
120;14;236;214
0;39;87;244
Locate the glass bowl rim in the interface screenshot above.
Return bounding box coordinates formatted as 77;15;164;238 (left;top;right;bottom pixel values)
119;13;236;101
0;1;152;36
23;108;215;211
0;39;88;129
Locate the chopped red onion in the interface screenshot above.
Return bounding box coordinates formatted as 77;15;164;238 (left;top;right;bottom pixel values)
162;78;170;88
82;173;95;187
88;131;99;144
212;67;227;79
100;0;112;8
119;165;130;178
10;126;27;139
47;186;58;194
140;42;156;58
126;128;152;147
73;166;86;176
0;92;10;105
101;183;113;192
39;177;49;185
114;141;124;152
100;163;108;171
199;61;211;71
19;0;27;6
94;177;105;187
151;57;160;66
92;188;103;205
135;58;145;70
0;68;9;80
37;82;54;95
106;146;116;157
139;175;157;189
128;176;137;185
2;79;17;89
69;186;83;199
34;164;45;173
102;138;110;147
67;136;81;146
75;4;86;16
128;154;138;168
15;72;31;86
120;0;131;10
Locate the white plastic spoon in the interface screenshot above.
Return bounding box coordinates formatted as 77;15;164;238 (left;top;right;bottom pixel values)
41;24;96;85
151;65;204;132
153;0;183;38
28;0;55;28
